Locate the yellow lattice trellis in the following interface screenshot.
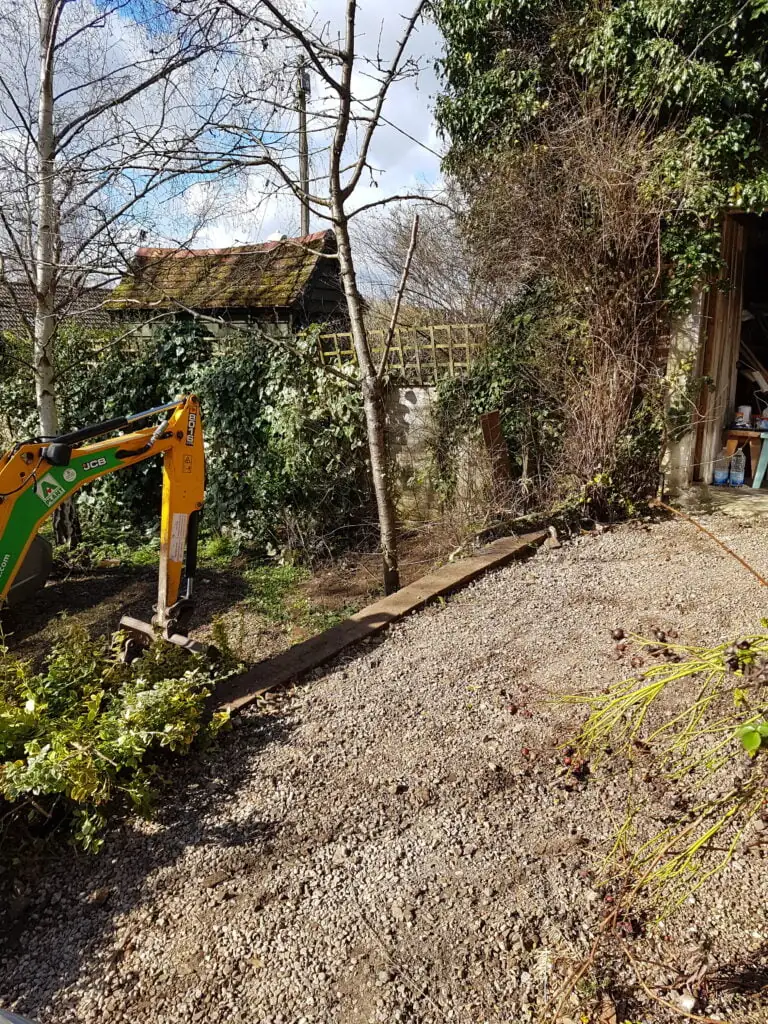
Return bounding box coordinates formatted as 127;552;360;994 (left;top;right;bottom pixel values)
318;323;489;385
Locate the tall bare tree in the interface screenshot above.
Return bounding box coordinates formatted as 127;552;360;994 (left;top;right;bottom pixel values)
219;0;437;592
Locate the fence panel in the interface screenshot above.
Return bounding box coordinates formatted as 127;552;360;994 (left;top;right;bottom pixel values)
319;323;489;385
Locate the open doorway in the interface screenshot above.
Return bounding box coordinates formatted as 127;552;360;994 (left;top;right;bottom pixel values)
694;213;768;488
734;216;768;429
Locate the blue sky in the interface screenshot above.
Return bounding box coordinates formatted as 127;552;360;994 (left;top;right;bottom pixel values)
194;1;445;247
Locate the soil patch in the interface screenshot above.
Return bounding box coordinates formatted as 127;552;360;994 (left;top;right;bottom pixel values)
2;528;455;666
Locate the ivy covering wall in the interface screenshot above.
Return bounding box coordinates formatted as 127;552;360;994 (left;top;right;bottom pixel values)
427;0;768;517
0;325;371;556
434;0;768;304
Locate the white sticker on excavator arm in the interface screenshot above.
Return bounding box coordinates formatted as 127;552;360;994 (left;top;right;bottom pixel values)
169;512;188;563
36;473;66;508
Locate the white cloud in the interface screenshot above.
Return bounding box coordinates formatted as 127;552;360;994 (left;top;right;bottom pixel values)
193;1;444;247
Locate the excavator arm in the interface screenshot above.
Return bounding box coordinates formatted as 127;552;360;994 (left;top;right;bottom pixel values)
0;395;205;638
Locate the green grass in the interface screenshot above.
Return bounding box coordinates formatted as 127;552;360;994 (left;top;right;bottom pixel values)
56;529;355;637
198;533;241;568
243;563;308;619
243;563;354;633
53;536;160;570
55;531;242;572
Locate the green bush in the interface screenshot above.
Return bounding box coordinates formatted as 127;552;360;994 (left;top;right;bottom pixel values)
51;323;370;555
432;284;575;498
1;322;113;443
0;622;231;850
193;327;369;554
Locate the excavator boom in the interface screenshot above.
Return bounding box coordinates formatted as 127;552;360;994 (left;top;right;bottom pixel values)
0;395;205;639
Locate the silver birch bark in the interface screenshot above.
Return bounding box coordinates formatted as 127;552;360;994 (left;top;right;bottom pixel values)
34;0;59;441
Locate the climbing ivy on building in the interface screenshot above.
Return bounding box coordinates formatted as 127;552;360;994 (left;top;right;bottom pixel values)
434;0;768;299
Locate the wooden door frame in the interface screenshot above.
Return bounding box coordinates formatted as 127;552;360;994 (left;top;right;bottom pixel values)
693;215;748;482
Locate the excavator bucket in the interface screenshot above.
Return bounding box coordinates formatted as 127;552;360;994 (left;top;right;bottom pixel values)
5;535;52;607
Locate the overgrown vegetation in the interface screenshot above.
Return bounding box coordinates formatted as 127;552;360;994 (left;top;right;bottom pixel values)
430;3;768;915
434;285;567;487
435;0;768;300
430;0;768;521
0;622;233;852
1;323;371;558
562;624;768;912
428;97;674;520
433;265;667;522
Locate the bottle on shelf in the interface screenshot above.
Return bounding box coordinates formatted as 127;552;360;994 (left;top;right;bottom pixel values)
713;449;730;486
729;448;746;487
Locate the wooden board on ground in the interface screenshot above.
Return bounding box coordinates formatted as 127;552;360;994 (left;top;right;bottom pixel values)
215;530;546;712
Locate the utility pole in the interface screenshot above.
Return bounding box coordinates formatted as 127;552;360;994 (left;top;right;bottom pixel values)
296;60;310;236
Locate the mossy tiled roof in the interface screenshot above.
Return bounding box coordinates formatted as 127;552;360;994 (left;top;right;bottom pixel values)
108;230;335;311
0;282;113;333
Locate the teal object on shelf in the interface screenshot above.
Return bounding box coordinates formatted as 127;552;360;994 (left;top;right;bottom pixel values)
753;433;768;489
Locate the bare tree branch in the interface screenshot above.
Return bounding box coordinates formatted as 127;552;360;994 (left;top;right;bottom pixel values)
342;2;427;200
220;0;345;96
349;192;454;220
377;212;419;376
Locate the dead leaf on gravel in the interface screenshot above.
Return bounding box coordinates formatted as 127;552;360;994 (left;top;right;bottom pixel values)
409;784;434;807
201;870;230;888
87;887;111;905
599;994;617;1024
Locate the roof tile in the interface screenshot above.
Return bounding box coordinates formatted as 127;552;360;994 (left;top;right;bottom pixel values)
0;282;113;335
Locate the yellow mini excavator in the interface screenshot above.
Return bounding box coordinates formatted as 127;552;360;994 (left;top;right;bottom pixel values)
0;395;205;645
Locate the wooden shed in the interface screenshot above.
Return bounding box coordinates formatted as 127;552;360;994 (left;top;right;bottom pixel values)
665;213;768;493
107;229;345;333
0;282;114;336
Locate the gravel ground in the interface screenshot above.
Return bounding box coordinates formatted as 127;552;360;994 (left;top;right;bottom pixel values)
3;514;768;1023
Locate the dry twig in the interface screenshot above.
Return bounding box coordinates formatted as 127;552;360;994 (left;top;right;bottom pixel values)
653;499;768;588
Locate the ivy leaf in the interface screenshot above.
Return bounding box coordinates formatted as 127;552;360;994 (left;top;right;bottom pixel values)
738;725;763;753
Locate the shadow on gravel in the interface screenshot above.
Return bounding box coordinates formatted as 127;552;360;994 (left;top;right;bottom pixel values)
0;710;295;1021
712;940;768;995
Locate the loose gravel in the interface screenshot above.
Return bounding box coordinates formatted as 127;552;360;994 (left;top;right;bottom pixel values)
3;514;768;1023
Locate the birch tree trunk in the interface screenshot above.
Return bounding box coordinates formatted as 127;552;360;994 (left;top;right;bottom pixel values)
0;0;234;545
333;206;400;594
34;0;58;442
35;0;80;545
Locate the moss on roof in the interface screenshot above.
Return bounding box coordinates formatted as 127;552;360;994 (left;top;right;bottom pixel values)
108;230;335;311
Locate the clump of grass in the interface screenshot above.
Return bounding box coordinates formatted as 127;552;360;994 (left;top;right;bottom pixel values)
243;563;355;634
198;533;241;569
243;563;308;620
54;530;244;575
561;628;768;908
53;536;160;571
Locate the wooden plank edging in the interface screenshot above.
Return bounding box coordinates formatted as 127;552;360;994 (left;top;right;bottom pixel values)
215;530;547;712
